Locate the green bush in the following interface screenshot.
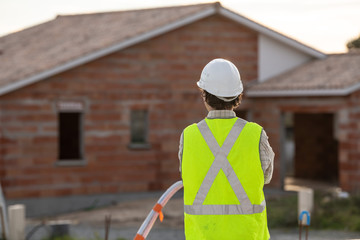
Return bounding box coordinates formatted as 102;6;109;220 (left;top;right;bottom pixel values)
266;191;360;232
267;193;298;229
42;236;78;240
312;192;360;231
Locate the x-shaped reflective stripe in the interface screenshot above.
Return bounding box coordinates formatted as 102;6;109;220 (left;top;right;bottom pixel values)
184;119;265;215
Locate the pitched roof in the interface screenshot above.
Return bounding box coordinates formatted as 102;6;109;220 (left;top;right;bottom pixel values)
247;51;360;97
0;2;325;96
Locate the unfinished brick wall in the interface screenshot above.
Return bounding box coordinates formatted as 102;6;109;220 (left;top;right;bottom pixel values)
338;90;360;193
0;15;258;199
244;98;282;188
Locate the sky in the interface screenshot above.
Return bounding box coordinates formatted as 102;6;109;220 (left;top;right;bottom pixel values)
1;0;360;54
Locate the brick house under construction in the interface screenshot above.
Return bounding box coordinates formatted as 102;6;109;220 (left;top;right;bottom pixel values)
2;2;359;215
247;51;360;193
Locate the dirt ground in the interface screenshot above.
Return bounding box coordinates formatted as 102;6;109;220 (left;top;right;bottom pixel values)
26;194;360;240
26;179;360;240
29;196;184;229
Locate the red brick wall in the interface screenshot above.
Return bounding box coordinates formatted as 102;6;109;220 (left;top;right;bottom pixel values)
242;98;282;188
338;90;360;193
0;15;259;199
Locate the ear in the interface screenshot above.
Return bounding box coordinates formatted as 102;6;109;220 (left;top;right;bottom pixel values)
233;94;243;110
199;88;206;100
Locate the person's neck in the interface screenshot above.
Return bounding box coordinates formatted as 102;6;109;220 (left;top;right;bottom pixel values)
209;109;233;111
205;103;234;112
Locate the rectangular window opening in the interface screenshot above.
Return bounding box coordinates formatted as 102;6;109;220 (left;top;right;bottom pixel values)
129;109;149;149
59;112;83;160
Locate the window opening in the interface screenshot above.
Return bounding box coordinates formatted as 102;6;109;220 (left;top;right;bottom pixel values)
59;112;83;160
130;109;148;145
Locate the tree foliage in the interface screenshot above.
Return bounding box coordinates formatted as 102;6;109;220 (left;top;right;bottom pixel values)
347;35;360;49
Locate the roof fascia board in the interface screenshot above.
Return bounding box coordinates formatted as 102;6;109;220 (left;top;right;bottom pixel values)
218;8;326;59
247;82;360;97
0;7;216;96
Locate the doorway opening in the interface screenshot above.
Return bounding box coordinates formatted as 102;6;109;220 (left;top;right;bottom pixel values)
283;112;339;185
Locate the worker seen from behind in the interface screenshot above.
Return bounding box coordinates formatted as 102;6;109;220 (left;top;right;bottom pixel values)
178;58;274;240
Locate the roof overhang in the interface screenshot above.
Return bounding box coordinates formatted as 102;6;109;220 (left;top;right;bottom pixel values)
247;82;360;97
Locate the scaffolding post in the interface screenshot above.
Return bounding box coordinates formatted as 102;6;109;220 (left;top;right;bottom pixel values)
298;188;313;225
0;184;9;239
8;204;26;240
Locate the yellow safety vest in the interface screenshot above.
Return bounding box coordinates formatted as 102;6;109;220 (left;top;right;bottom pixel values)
182;118;269;240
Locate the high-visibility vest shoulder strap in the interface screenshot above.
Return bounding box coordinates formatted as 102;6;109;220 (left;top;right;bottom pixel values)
184;118;265;215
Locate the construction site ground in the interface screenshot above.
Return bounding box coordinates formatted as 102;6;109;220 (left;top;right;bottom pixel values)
26;192;360;240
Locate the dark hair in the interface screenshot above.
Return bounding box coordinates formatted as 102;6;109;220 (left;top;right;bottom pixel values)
202;90;241;110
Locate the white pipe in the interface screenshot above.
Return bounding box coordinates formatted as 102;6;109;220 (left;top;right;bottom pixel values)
135;181;183;239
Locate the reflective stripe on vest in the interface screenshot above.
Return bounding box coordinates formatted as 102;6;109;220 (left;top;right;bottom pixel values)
184;119;266;215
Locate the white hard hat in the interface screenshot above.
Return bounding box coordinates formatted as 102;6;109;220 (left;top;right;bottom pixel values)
197;58;243;101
